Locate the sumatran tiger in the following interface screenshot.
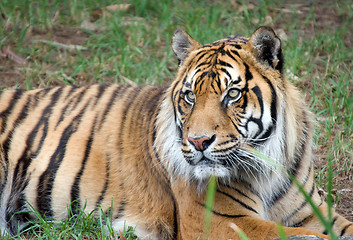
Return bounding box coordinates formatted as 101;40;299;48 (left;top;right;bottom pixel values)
0;26;352;239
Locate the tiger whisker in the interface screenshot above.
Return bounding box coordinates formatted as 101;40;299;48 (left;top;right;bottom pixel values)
236;148;282;181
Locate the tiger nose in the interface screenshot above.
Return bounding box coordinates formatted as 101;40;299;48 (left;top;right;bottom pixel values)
188;135;216;151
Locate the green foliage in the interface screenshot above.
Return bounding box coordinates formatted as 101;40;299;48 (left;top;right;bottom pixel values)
2;201;137;239
203;175;217;238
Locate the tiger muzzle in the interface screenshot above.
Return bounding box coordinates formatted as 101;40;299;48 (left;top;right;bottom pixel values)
187;134;216;152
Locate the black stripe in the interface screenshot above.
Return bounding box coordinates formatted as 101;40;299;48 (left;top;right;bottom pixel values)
248;85;266;140
114;86;143;213
229;50;241;60
246;116;263;135
243;63;253;81
5;89;60;226
210;81;218;94
215;75;222;93
291;214;313;227
239;90;249;112
197;202;247;218
225;50;240;67
223;185;257;204
97;85;129;130
171;81;181;129
217;190;259;214
70;115;99;213
269;117;308;207
0;90;23;134
263;76;277;124
229;116;246;138
212;145;239;153
288;124;307;178
196;77;205;93
0;157;8;197
172;197;178;239
230;44;242;49
199;71;208;80
55;86;85;128
1;93;31;198
37;99;91;217
116;200;126;219
232;76;242;85
195;61;210;69
212;211;247;218
193;51;209;65
340;223;353;236
251;86;264;116
96;85;119;129
92;84;108;107
96;157;110;207
254;125;273;144
220;68;232;81
11;89;60;190
182;75;188;86
31;89;63;160
301;165;312;187
216;43;225;54
217;138;238;147
177;101;186;116
323;216;338;235
217;59;233;68
282;181;315;223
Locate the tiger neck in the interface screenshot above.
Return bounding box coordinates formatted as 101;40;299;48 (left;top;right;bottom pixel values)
248;87;315;209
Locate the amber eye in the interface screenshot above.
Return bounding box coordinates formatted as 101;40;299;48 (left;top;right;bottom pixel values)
185;90;196;102
228;88;241;100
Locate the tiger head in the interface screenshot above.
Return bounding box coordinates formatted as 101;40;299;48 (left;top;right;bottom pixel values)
156;27;290;186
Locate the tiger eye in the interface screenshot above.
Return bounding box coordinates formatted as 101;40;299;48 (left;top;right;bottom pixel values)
228;88;241;99
186;91;196;102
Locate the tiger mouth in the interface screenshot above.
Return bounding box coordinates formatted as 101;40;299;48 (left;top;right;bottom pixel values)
194;156;228;167
199;156;213;164
188;156;214;166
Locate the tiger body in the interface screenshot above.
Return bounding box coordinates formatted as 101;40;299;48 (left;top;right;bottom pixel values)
0;27;352;239
0;85;178;239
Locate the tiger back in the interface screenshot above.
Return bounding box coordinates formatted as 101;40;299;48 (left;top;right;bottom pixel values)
0;26;352;239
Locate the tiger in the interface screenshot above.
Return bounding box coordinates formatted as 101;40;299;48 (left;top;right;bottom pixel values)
0;26;352;240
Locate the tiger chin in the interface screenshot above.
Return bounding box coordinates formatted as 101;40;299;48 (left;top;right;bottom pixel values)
0;27;352;240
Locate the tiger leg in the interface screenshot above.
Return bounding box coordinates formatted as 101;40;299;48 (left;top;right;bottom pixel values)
177;205;329;240
172;180;328;240
268;167;353;237
290;201;353;237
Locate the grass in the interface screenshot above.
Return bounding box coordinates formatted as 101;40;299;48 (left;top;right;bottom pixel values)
0;0;352;238
7;201;138;239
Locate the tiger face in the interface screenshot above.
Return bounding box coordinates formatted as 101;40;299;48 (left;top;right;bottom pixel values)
163;27;285;183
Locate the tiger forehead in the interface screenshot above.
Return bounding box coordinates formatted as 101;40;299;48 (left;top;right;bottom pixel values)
184;42;247;94
204;35;249;47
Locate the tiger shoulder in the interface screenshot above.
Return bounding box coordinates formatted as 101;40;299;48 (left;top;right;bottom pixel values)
0;26;352;239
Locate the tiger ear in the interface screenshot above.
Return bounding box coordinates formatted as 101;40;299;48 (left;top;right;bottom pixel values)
172;29;201;65
248;26;283;73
